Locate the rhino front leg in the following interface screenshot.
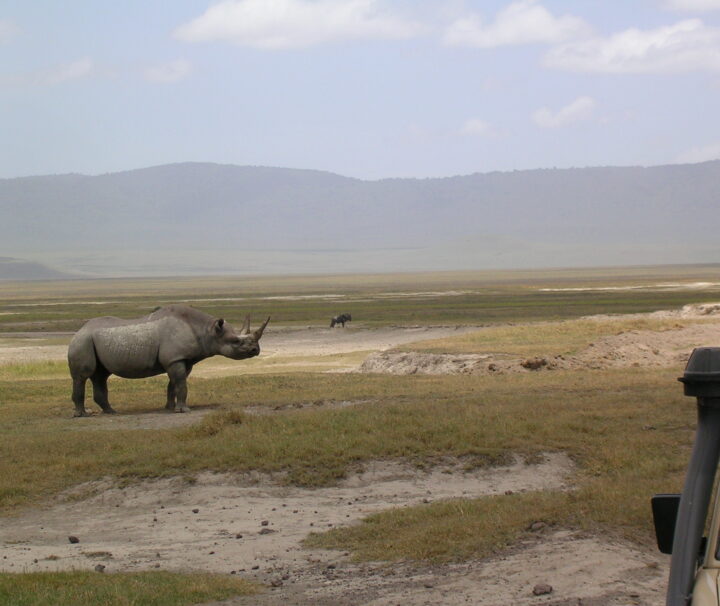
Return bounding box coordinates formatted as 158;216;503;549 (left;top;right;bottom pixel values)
166;364;193;411
167;361;190;413
72;378;90;417
91;372;116;414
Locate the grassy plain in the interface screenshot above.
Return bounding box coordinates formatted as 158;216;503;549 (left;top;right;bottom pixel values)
0;571;258;606
0;265;719;601
1;265;719;332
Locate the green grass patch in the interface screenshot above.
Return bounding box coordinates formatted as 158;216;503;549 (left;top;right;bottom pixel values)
0;571;258;606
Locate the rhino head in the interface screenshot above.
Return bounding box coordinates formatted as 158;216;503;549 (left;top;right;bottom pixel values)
213;315;270;360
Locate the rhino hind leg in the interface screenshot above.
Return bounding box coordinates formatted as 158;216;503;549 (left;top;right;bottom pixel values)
72;378;90;417
91;371;116;414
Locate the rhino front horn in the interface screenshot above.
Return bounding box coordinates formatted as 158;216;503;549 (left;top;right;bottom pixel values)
253;316;270;340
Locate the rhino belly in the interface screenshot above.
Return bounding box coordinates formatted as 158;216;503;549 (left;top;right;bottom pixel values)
93;323;164;378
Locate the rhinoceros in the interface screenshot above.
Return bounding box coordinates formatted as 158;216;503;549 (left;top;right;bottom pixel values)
67;304;269;417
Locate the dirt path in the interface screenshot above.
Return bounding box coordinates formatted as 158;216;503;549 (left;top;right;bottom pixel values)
0;452;667;605
0;325;478;367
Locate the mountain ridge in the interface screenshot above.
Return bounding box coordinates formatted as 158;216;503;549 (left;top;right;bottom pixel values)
1;160;718;276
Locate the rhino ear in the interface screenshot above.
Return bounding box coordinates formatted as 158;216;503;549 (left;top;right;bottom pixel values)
213;318;225;335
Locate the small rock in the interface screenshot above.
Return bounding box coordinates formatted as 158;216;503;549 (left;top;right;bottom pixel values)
529;521;547;532
532;583;553;596
282;574;290;580
235;533;243;539
327;564;336;569
252;565;260;570
259;528;276;535
192;508;199;514
521;357;547;370
94;564;105;573
261;520;269;526
423;583;434;589
271;579;283;587
68;536;80;544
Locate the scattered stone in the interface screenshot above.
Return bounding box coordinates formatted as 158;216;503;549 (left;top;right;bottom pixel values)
192;508;199;514
529;521;547;532
94;564;105;573
271;579;283;587
533;583;553;596
521;357;547;370
252;565;259;570
68;536;80;544
259;528;276;535
261;520;269;526
235;533;243;539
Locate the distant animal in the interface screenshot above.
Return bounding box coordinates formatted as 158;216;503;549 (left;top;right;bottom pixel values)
67;304;269;417
330;313;352;328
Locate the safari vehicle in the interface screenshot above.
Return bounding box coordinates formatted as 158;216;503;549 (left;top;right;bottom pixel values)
653;347;720;606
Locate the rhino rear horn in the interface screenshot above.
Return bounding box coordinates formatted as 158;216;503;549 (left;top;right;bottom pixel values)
241;315;251;335
253;316;270;340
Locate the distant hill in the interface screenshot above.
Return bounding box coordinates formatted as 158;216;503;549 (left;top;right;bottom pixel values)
0;257;75;281
1;161;718;276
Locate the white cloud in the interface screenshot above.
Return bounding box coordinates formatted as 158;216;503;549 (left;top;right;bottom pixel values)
42;57;94;85
443;0;590;48
0;19;20;44
173;0;424;49
544;19;720;73
532;96;596;128
676;142;720;163
460;118;491;136
664;0;720;11
144;60;192;83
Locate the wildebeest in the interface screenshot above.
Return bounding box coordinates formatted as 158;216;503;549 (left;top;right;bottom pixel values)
67;304;269;417
330;313;352;328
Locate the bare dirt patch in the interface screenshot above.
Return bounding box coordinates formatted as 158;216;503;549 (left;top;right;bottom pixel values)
360;304;720;377
0;451;667;605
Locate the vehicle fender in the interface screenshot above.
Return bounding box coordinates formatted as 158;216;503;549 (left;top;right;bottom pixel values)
692;569;720;606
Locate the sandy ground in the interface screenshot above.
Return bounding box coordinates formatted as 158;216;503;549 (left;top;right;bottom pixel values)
0;453;667;605
4;308;712;604
360;303;720;376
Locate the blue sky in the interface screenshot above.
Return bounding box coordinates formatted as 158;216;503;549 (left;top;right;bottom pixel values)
2;0;720;179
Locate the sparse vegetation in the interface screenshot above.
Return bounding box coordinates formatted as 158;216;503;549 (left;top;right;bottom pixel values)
0;571;258;606
0;268;716;577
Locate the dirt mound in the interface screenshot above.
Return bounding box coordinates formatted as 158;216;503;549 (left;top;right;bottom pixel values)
360;320;720;376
